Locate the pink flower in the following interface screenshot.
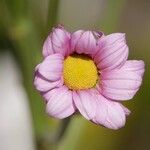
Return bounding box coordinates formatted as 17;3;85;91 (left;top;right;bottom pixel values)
34;25;145;130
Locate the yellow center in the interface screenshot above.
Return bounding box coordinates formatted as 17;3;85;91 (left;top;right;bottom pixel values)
63;54;98;90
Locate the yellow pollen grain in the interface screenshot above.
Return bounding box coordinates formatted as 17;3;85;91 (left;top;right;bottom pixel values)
63;54;98;90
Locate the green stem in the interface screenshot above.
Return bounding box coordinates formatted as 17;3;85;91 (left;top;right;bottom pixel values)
47;0;60;29
55;118;71;143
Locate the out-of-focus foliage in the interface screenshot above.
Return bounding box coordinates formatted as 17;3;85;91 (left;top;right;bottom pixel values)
0;0;60;149
0;0;150;150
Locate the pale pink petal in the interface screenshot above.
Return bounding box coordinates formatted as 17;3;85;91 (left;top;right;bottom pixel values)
100;69;143;101
71;30;84;50
52;26;71;56
35;64;41;72
38;54;64;81
119;104;131;116
121;60;145;77
42;25;71;57
34;74;63;92
44;86;75;119
94;33;128;70
71;30;97;55
94;94;126;130
73;90;97;120
42;33;54;57
73;89;126;130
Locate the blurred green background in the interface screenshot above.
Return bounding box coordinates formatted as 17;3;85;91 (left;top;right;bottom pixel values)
0;0;150;150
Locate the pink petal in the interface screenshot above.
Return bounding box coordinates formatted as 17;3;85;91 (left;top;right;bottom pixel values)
34;74;63;92
121;60;145;77
73;89;126;130
42;25;71;57
119;104;131;116
42;33;54;57
100;69;143;101
44;86;75;119
71;30;84;50
71;30;97;55
73;90;97;120
94;93;126;130
38;54;64;81
35;64;41;72
94;33;128;71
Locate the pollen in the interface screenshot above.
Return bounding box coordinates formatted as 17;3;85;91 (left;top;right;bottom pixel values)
63;54;98;90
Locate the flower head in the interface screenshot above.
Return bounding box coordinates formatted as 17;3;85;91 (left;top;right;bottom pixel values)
34;25;145;130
